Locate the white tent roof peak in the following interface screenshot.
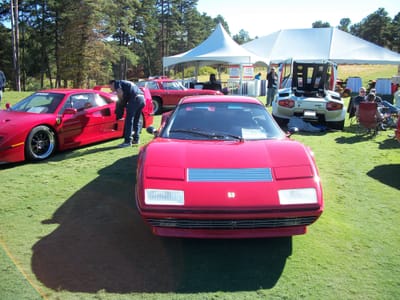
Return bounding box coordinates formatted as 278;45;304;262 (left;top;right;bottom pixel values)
242;27;400;65
163;23;267;68
188;23;245;55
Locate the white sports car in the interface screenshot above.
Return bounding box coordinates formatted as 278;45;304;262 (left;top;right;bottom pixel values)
272;60;346;130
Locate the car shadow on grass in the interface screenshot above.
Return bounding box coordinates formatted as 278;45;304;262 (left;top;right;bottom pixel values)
0;141;120;169
335;125;385;144
367;164;400;190
49;146;119;161
335;134;374;144
335;130;399;145
31;155;292;294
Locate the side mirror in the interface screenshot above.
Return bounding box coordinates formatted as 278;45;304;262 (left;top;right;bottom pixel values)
287;127;299;137
5;103;11;110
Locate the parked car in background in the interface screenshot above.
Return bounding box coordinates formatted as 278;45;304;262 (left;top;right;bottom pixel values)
0;88;153;164
136;95;324;239
137;77;224;114
272;59;346;130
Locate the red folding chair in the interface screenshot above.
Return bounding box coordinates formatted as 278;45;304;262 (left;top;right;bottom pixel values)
357;102;381;136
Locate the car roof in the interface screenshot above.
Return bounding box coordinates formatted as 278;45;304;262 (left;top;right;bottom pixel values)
37;88;112;96
179;95;263;105
38;88;100;93
141;79;175;83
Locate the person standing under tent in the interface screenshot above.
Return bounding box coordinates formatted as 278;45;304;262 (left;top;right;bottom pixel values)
266;67;277;107
254;72;261;80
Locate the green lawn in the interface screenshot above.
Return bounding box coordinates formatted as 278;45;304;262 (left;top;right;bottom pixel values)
0;78;399;299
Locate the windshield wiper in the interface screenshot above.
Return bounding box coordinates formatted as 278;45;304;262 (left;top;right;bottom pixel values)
170;129;243;141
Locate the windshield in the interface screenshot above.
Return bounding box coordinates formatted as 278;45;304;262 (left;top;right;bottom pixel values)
162;81;186;90
161;102;285;141
11;92;64;114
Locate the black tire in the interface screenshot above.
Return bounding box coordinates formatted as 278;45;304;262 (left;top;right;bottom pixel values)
25;125;56;161
327;120;345;130
152;97;162;115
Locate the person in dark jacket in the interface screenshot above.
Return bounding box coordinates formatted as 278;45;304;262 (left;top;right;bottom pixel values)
348;86;366;119
266;67;277;106
204;73;222;91
109;80;145;147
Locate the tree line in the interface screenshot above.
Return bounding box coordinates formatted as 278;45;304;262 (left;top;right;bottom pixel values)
0;1;399;91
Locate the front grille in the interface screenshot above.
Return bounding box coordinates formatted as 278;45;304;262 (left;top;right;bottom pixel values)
146;216;317;230
188;168;273;182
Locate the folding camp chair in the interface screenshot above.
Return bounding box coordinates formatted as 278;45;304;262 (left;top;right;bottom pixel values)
357;102;382;136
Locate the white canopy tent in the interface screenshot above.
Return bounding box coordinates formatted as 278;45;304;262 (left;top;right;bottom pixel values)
163;23;267;95
163;23;267;69
242;27;400;65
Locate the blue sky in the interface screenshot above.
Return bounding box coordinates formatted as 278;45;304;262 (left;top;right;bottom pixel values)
196;0;399;38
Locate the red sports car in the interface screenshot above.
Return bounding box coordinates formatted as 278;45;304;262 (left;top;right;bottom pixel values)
0;88;153;164
136;95;324;239
137;77;224;114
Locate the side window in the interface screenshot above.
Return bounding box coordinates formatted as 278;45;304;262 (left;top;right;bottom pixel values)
148;82;158;89
59;97;73;114
93;94;108;106
162;82;171;90
70;94;93;111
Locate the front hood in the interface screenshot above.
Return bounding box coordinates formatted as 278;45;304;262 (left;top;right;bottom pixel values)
144;139;312;169
139;139;321;209
186;88;223;95
0;110;56;133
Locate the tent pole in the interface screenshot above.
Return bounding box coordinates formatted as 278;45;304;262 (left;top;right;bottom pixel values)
195;63;199;82
240;64;243;95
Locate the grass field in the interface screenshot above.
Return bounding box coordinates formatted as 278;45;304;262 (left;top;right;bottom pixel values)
0;66;399;300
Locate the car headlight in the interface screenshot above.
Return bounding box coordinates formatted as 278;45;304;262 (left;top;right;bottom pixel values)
278;188;317;205
145;189;184;205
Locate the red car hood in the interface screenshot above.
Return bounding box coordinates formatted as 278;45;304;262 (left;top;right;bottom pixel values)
0;110;56;133
140;139;321;209
145;138;312;168
186;88;223;95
